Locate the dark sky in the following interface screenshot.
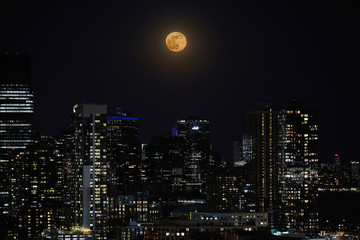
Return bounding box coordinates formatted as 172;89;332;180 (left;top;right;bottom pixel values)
1;1;359;162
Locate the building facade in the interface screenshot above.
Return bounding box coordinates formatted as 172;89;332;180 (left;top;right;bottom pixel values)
106;111;141;195
72;104;108;239
206;168;243;212
141;135;187;197
246;103;279;219
278;100;319;235
176;117;211;194
0;53;34;239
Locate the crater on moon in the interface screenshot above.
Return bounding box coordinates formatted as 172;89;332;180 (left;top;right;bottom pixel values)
166;32;187;52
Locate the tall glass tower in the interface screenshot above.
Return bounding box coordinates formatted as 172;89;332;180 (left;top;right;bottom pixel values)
176;117;211;194
0;53;34;149
106;110;141;194
72;104;108;239
0;54;34;238
278;100;319;235
246;103;279;222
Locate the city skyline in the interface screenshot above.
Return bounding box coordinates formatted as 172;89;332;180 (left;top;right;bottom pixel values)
1;54;360;239
0;1;359;162
1;1;360;239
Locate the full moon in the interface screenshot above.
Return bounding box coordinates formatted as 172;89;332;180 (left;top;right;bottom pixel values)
166;32;187;52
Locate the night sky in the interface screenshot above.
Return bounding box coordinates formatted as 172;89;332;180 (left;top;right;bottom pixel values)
1;1;359;161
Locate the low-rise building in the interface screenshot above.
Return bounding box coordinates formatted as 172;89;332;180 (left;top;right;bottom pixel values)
144;219;259;240
190;212;268;227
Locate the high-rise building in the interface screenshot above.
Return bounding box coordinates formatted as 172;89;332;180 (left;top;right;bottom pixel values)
233;135;253;167
246;103;279;218
0;53;34;239
72;104;108;239
278;100;319;235
0;54;34;149
206;168;243;212
106;110;141;194
176;117;211;194
141;135;187;197
6;149;31;239
56;130;76;231
16;134;66;238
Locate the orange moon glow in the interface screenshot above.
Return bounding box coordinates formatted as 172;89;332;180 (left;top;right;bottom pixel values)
166;32;187;52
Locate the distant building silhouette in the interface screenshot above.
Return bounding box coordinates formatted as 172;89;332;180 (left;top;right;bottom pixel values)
351;161;360;181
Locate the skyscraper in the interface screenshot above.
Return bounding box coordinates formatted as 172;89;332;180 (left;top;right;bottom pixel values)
0;53;34;238
176;117;211;194
13;134;65;239
72;104;108;239
0;54;34;149
233;135;253;167
141;135;187;196
106;110;141;194
246;103;279;218
278;100;319;235
206;168;243;212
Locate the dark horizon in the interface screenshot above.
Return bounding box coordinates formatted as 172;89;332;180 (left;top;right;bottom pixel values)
1;1;359;162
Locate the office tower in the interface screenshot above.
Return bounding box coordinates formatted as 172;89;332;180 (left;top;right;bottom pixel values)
206;168;243;212
6;149;31;239
0;54;34;149
19;135;66;238
56;130;76;231
33;135;64;234
233;136;253;167
141;135;187;197
72;104;108;239
0;53;34;239
278;100;319;235
241;135;253;164
42;133;75;232
106;110;141;194
246;103;279;217
176;117;211;194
